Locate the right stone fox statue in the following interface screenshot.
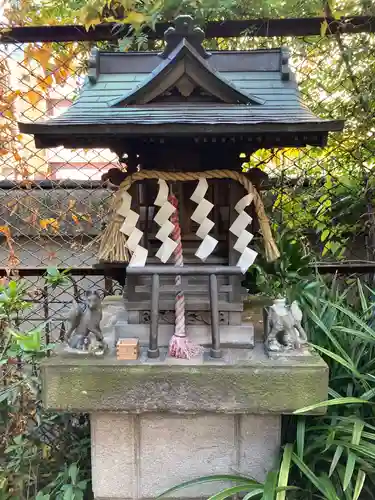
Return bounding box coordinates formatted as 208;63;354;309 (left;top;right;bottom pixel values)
266;299;308;352
65;290;107;355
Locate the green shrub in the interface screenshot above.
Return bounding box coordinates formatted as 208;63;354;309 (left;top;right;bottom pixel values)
0;272;92;500
159;267;375;498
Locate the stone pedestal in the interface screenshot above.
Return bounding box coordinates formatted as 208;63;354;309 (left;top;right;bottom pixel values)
41;345;328;500
91;413;280;499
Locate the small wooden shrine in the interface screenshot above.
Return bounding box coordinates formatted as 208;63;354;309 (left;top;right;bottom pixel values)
22;18;344;496
20;15;344;358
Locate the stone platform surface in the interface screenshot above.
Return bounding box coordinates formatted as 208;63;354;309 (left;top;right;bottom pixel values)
41;344;328;415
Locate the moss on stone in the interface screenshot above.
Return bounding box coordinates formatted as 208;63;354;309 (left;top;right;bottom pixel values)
41;347;328;415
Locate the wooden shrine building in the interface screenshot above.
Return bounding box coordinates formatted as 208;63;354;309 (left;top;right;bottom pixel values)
19;15;344;355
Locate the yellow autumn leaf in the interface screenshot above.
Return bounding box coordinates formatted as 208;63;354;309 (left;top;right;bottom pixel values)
24;90;42;106
320;20;328;38
84;17;102;30
68;199;76;210
0;102;10;112
53;66;69;85
39;218;56;230
36;74;53;92
23;44;34;66
30;44;52;73
80;4;102;30
2;110;14;120
20;167;31;179
124;11;146;25
0;226;11;237
3;90;21;103
50;220;59;233
42;444;51;459
13;151;21;162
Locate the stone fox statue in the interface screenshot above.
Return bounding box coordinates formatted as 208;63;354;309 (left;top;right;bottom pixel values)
66;291;105;351
266;300;308;352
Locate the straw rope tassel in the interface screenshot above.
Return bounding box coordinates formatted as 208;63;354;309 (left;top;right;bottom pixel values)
168;193;201;359
98;190;130;263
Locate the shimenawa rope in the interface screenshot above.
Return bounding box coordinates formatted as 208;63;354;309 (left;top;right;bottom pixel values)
98;169;280;263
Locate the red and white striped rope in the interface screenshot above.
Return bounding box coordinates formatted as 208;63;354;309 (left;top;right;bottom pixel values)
169;194;185;339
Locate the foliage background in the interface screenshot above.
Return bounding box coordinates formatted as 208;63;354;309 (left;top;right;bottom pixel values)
1;1;375;499
1;0;375;267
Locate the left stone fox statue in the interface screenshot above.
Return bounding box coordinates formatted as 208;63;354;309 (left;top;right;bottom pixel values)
65;290;107;355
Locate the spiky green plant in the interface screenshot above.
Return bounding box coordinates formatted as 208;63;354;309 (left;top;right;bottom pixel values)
158;277;375;499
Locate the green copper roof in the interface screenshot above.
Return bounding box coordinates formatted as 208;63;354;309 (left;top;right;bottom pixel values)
18;16;344;149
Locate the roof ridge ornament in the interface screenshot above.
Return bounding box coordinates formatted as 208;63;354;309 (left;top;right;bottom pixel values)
88;47;100;84
160;15;210;59
280;46;290;81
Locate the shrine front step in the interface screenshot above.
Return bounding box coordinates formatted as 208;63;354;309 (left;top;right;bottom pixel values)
114;321;254;349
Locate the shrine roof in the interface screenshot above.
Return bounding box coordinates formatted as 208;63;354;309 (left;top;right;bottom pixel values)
18;16;344;149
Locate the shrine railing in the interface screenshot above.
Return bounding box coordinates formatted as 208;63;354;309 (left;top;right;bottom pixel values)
126;265;244;358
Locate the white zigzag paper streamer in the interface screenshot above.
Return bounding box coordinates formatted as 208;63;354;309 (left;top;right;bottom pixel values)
190;178;218;261
154;180;177;263
117;191;148;267
229;193;258;273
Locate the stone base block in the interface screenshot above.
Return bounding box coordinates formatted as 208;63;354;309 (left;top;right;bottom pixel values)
91;412;281;500
41;345;328;414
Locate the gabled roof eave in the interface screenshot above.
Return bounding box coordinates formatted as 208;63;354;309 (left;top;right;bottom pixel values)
108;39;265;107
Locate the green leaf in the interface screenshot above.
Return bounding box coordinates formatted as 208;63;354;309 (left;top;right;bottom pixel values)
208;484;258;500
63;485;74;500
157;475;258;498
333;326;375;343
309;344;361;378
262;470;278;500
352;420;364;446
243;490;264;500
69;463;78;484
353;470;366;500
329;445;343;477
342;421;364;491
321;229;330;242
296;418;305;459
72;489;83;500
329;302;375;339
36;493;50;500
276;444;293;500
77;480;87;490
361;387;375;400
357;279;368;313
291;454;332;499
317;474;339;500
294;397;370;414
343;452;356;491
46;266;59;276
306;311;350;361
11;327;42;352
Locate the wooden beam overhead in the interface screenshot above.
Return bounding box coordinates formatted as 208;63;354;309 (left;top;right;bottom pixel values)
1;16;374;44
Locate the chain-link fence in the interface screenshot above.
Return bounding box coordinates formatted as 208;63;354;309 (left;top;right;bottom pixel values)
0;26;375;329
